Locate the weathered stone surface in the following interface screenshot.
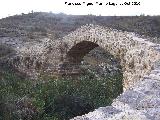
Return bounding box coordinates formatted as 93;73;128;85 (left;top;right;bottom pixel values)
71;106;122;120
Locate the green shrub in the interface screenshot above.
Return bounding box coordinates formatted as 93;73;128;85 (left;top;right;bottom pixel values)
0;67;123;120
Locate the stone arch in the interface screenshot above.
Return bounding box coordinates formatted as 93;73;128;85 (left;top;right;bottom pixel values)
60;24;160;90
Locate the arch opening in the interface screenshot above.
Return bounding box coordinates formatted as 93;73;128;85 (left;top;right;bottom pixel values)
66;41;99;63
54;40;124;118
61;41;123;78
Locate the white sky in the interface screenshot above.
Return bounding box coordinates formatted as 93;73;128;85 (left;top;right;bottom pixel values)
0;0;160;18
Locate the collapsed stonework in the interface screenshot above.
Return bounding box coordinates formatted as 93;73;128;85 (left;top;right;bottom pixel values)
71;75;160;120
2;24;160;119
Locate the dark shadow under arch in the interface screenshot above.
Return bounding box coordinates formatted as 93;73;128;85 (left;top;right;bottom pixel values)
66;41;99;63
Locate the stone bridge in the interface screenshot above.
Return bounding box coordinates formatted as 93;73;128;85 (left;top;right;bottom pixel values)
5;24;160;119
58;25;160;90
60;25;160;119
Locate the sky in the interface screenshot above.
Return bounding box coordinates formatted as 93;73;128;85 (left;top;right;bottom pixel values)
0;0;160;18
